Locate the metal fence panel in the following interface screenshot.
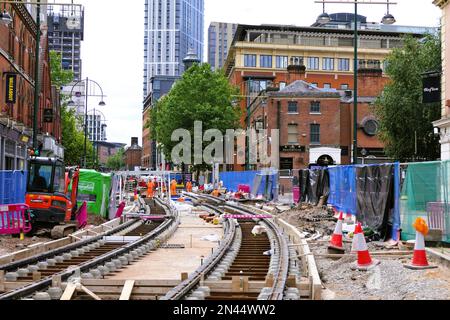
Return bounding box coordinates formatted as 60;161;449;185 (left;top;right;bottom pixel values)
0;171;27;205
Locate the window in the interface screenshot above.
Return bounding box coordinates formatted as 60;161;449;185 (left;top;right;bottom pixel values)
340;84;349;90
288;102;298;113
290;56;303;66
288;124;298;144
276;56;288;69
323;83;331;89
310;124;320;144
322;57;334;71
244;54;256;67
279;82;286;90
311;83;318;87
307;57;319;70
338;58;350;71
310;101;321;113
260;55;272;68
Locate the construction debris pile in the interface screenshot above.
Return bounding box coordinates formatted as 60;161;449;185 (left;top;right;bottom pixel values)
274;204;450;300
276;203;337;238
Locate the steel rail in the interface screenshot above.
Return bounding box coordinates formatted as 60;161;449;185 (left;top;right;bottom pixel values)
0;198;176;300
0;219;137;272
223;203;289;300
162;204;235;300
184;192;289;300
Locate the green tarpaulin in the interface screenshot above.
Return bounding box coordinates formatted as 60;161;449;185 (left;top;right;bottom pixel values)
75;170;112;218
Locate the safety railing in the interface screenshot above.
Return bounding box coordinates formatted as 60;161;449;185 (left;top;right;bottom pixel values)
0;204;32;235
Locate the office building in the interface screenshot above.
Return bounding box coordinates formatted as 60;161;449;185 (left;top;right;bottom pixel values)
143;0;204;97
224;19;436;170
208;22;237;70
47;5;84;81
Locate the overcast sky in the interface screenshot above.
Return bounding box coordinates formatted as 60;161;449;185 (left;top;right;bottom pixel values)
49;0;441;146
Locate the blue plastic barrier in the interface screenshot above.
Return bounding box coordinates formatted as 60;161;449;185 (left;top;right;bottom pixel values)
327;165;357;215
219;171;277;195
0;171;27;205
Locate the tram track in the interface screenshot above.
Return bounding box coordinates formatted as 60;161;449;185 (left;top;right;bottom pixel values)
0;198;178;300
163;193;292;300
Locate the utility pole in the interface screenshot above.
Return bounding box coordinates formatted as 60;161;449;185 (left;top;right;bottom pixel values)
33;0;41;149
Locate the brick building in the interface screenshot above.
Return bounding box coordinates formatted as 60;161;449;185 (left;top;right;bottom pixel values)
248;65;387;171
124;137;142;171
224;22;434;170
95;141;126;165
0;3;61;170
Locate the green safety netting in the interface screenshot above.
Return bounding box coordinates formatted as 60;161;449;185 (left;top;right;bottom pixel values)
401;161;450;243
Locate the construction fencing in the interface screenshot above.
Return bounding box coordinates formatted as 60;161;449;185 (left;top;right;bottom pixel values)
0;170;27;205
400;161;450;243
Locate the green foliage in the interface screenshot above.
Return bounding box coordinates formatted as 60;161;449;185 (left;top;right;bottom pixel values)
49;51;74;88
375;34;441;161
61;105;94;166
151;63;241;171
106;148;125;171
50;50;94;167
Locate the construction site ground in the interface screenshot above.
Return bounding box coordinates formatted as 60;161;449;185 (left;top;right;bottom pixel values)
274;204;450;300
0;215;109;257
109;206;223;280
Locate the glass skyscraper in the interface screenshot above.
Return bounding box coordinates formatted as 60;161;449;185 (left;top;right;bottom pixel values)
143;0;204;98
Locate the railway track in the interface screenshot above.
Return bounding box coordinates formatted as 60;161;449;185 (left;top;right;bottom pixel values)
163;193;294;300
0;198;178;300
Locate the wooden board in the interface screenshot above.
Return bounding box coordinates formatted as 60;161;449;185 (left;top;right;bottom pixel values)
60;283;77;300
119;280;135;300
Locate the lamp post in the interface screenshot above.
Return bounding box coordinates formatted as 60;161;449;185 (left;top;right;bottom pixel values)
315;0;396;164
67;78;106;168
0;1;82;150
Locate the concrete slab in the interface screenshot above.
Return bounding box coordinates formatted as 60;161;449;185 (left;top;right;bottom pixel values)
108;208;223;281
426;248;450;269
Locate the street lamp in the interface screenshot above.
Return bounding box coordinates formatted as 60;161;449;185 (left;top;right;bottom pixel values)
67;77;106;168
0;0;82;151
315;0;396;164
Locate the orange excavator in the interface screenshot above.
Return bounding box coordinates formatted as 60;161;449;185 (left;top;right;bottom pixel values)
25;157;81;238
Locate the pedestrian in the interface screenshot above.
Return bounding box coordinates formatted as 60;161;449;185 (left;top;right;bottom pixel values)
186;180;192;193
170;178;177;196
147;179;155;199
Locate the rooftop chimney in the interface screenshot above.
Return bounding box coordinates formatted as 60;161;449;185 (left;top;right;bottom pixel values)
286;60;306;84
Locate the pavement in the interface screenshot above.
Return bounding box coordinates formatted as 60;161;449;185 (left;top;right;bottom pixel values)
108;206;223;280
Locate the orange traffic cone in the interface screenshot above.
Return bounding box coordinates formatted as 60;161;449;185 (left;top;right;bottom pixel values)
328;212;345;253
404;218;437;270
351;223;380;271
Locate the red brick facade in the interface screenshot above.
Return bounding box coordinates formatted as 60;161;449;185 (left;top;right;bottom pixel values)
240;68;389;171
0;4;61;169
124;137;142;171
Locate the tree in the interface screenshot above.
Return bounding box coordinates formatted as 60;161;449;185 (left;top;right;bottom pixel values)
50;50;94;167
106;148;125;171
61;105;94;166
374;34;441;161
49;51;74;88
151;63;241;173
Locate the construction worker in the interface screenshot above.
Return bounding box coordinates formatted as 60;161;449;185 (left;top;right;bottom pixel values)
147;179;155;198
170;178;177;195
186;180;192;193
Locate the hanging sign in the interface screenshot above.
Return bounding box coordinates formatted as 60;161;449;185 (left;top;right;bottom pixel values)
422;72;441;104
43;109;53;123
5;73;17;104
